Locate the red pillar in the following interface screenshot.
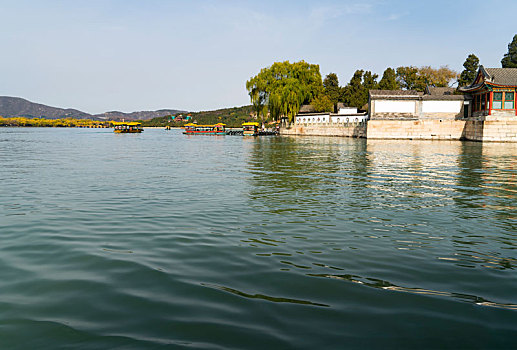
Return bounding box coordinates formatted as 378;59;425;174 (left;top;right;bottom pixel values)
515;90;517;116
489;91;493;115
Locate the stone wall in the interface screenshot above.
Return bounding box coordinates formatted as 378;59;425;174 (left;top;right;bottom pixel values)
367;119;517;142
281;123;366;138
464;120;517;142
367;120;466;140
490;110;516;118
280;120;517;142
369;113;416;120
420;112;462;120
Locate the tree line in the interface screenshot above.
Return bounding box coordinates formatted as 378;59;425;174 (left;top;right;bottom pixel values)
247;34;517;122
0;117;111;127
247;63;458;120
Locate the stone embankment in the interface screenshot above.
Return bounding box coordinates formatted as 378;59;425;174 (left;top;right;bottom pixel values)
280;123;366;138
282;120;517;142
367;120;465;140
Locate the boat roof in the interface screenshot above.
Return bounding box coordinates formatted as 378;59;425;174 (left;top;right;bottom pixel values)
184;123;226;127
242;122;260;126
113;122;142;126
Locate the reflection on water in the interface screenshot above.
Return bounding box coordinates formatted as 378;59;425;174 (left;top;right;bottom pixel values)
309;272;517;310
244;137;517;310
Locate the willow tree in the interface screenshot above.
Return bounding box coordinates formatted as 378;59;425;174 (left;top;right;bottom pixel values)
246;73;268;128
246;61;323;124
268;92;282;121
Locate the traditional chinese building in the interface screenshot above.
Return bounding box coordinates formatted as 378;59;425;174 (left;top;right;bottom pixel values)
368;87;468;120
458;66;517;119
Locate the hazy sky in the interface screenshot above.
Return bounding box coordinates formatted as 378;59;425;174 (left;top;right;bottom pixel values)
1;0;516;114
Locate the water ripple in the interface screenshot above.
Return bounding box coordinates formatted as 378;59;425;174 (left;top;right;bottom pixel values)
308;273;517;310
200;283;329;308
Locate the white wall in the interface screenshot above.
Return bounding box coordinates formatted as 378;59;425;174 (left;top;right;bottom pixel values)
295;114;330;124
330;115;367;123
375;100;416;113
422;100;462;113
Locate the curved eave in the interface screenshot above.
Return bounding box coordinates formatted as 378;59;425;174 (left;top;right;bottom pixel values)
486;83;517;88
458;83;484;92
460;82;517;93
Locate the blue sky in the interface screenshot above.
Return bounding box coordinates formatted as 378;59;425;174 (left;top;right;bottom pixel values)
1;0;516;113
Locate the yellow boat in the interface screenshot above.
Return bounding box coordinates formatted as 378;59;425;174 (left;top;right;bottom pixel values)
113;122;143;133
242;122;260;136
183;123;226;135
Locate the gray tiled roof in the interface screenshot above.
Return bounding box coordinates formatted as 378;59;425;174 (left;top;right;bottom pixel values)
299;104;315;113
369;89;422;97
426;87;456;96
484;67;517;86
422;94;466;101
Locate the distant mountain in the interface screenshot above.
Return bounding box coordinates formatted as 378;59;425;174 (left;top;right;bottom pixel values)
0;96;186;121
0;96;90;119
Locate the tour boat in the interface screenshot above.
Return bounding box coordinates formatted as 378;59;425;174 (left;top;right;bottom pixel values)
113;122;143;133
242;122;260;136
183;123;226;135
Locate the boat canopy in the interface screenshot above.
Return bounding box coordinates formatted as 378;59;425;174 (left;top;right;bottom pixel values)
113;122;142;126
242;122;260;127
184;123;225;127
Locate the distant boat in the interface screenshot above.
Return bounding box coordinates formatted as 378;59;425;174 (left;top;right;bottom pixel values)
183;123;226;135
242;122;260;136
113;122;143;133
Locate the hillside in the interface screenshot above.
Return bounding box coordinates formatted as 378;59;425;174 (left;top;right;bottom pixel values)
143;105;254;127
0;96;90;119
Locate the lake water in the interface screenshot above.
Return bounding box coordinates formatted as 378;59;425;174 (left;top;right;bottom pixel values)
1;127;516;349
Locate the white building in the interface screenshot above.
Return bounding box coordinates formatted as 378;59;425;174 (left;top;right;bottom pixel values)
295;104;368;125
368;87;469;120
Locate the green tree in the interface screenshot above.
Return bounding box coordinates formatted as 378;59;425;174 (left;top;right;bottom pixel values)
341;70;378;109
362;71;378;90
458;54;479;87
246;76;268;128
378;67;399;90
396;66;458;91
361;71;378;109
312;94;333;112
418;66;458;87
396;66;423;90
246;61;323;123
268;93;283;122
501;34;517;68
323;73;340;112
343;70;366;108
